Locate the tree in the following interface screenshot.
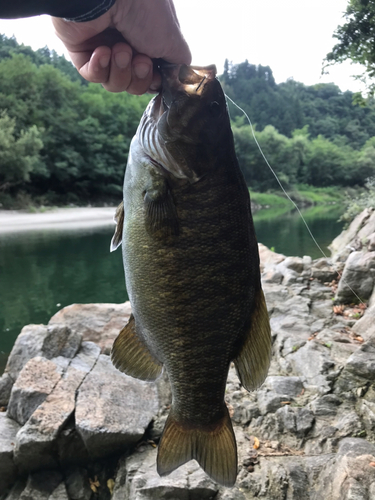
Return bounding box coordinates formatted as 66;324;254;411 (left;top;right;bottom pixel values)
0;111;43;191
325;0;375;96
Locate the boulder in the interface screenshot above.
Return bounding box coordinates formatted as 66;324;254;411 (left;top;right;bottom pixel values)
329;208;374;257
0;413;20;493
4;324;81;382
258;243;285;273
14;342;100;472
335;251;375;303
352;303;375;340
75;354;159;459
49;302;131;354
7;357;64;426
5;471;65;500
113;447;219;500
0;373;14;407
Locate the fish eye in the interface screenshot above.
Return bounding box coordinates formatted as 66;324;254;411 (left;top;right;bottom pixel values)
209;101;221;117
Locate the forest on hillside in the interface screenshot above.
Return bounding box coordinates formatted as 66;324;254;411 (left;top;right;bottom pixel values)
0;34;375;206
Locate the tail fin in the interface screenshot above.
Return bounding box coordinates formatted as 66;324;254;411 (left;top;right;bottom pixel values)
157;406;237;487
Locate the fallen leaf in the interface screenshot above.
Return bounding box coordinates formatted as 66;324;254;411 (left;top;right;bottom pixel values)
107;479;115;494
253;437;260;450
89;476;100;493
281;401;291;405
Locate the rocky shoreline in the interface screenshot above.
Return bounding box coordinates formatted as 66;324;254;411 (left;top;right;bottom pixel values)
0;209;375;499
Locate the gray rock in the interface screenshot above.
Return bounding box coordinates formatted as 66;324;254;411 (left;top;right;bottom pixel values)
311;258;338;282
3;479;27;500
315;438;375;500
113;446;219;500
232;399;260;425
75;355;159;458
286;341;335;393
65;467;92;500
0;413;20;493
7;357;64;425
335;251;375;303
310;395;342;416
4;324;81;382
296;408;315;436
257;391;295;415
345;338;375;381
0;373;14;407
49;302;131;354
4;325;50;381
262;268;283;284
14;342;100;472
276;405;297;433
258;243;285;272
278;256;305;274
352;303;375;341
48;483;70;500
11;471;64;500
264;376;304;396
329;208;374;257
310;299;334;319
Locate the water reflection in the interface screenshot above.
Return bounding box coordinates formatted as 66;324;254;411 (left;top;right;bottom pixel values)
0;227;127;373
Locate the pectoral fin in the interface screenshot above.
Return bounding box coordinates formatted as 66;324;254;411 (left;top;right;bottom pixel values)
111;314;163;381
110;201;124;252
234;288;272;391
144;176;178;240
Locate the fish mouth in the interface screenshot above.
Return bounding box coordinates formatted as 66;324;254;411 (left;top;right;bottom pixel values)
148;62;217;121
160;61;217;108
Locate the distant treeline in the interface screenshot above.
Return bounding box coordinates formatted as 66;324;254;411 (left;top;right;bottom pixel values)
222;60;375;191
0;35;150;207
0;36;375;207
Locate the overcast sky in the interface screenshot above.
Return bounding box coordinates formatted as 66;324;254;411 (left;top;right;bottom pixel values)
0;0;364;93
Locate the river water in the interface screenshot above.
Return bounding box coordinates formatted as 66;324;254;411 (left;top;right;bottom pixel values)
0;204;345;373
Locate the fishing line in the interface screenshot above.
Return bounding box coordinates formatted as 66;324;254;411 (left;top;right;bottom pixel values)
225;93;364;305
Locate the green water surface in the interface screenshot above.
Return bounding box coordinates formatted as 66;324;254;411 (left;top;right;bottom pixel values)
0;204;345;373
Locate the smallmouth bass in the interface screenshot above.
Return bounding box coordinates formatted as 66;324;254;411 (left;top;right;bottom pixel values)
110;62;271;487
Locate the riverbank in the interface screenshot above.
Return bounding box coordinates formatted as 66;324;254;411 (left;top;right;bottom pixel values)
0;207;116;234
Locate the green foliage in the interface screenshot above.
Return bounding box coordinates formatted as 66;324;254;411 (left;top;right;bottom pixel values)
222;60;375;148
1;33;375;207
325;0;375;97
340;177;375;223
0;36;151;205
0;111;43;190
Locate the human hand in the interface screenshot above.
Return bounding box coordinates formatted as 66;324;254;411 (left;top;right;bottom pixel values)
52;0;191;94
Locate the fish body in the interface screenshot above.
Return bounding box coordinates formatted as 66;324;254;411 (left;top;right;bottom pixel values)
111;63;271;487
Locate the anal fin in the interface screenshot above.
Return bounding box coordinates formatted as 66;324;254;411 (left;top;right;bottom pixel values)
111;314;162;381
234;288;272;391
157;405;237;487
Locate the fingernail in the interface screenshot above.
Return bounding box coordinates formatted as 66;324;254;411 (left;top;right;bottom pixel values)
115;51;131;69
99;54;110;69
134;63;151;79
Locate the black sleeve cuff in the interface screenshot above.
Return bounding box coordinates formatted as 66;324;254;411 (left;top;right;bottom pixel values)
65;0;116;22
0;0;116;22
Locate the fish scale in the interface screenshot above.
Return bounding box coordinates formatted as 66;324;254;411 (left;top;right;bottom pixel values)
110;62;271;487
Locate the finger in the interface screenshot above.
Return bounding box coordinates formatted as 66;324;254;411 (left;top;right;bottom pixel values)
100;43;133;93
70;46;112;84
103;53;153;95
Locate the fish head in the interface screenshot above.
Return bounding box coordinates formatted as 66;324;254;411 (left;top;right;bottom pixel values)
138;63;232;182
